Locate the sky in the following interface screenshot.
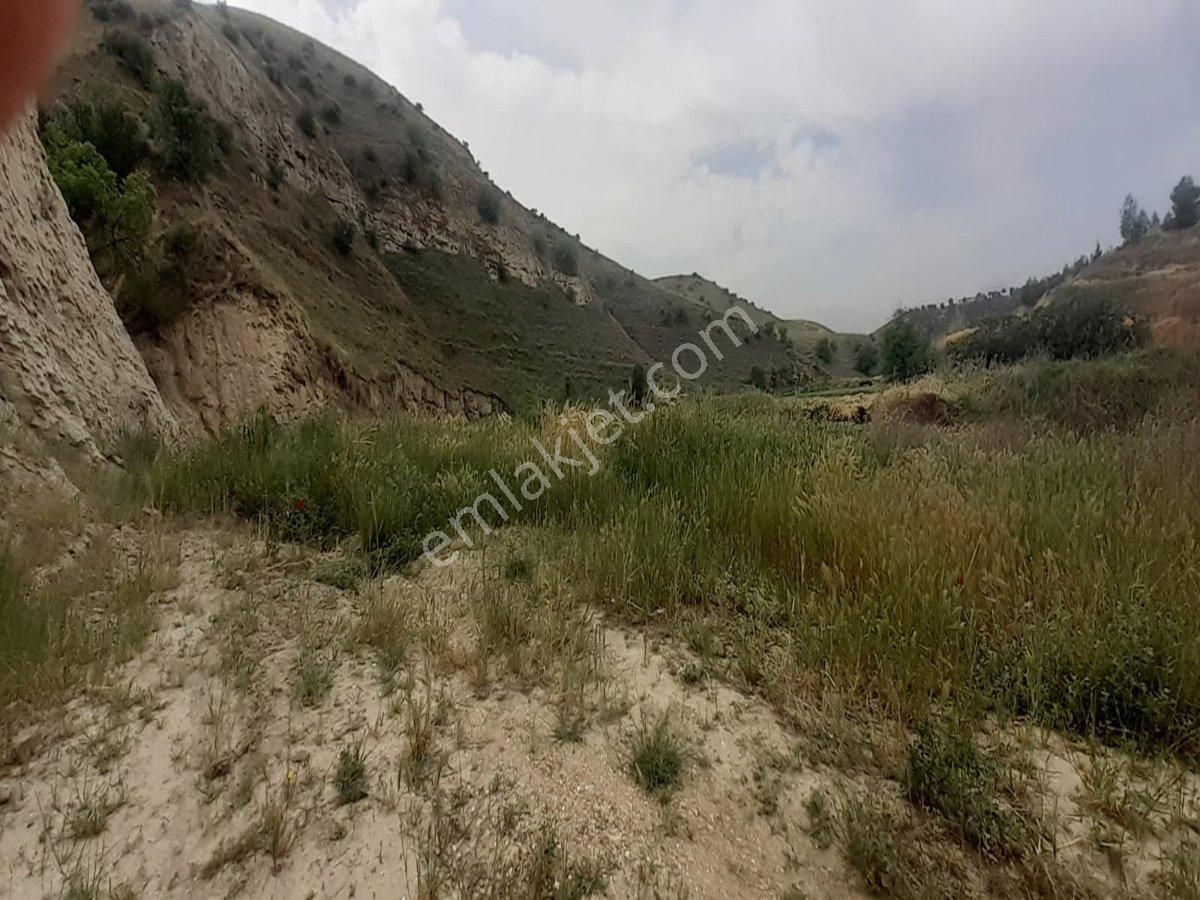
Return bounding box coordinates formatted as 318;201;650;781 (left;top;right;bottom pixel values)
230;0;1199;331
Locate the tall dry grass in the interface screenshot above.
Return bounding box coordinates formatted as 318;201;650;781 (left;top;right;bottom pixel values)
141;353;1200;754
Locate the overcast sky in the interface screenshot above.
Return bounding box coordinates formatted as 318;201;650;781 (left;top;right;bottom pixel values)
231;0;1199;331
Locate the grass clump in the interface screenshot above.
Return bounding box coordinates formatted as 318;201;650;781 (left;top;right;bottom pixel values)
629;711;683;795
904;720;1029;858
292;648;334;708
838;795;959;898
334;744;369;805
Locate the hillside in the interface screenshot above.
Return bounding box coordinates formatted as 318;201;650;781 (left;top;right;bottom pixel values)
882;223;1200;350
654;274;872;379
1052;227;1200;349
28;0;814;435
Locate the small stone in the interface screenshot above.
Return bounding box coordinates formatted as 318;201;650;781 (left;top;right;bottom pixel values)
291;749;311;765
0;786;13;806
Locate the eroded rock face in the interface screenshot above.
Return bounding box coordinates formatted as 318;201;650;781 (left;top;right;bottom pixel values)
138;292;502;434
0;109;175;455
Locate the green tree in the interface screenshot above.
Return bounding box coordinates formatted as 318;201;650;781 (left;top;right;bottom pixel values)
853;341;879;376
1119;194;1150;245
880;320;932;381
42;127;156;277
749;366;767;391
153;80;219;182
1170;176;1199;230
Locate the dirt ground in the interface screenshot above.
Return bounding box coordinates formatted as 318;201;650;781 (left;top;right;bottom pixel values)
2;519;1198;899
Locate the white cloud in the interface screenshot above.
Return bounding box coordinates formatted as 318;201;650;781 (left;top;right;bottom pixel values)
232;0;1198;330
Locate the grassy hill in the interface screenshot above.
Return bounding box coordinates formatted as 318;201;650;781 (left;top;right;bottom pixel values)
45;0;816;426
654;274;872;378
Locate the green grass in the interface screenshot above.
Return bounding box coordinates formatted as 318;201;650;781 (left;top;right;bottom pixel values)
334;744;369;805
629;712;684;794
904;720;1029;858
139;353;1200;757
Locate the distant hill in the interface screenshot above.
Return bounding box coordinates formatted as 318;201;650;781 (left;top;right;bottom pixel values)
653;275;872;378
31;0;817;433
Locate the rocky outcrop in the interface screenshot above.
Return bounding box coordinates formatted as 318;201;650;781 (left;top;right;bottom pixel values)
138;292;502;434
0;108;174;455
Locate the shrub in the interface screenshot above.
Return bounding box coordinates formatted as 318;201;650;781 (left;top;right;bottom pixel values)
50;98;150;179
476;185;502;225
334;745;368;805
153;80;221;183
552;241;579;277
221;22;240;45
104;29;156;88
854;341;879;375
749;366;767;390
320;102;342;126
42;125;156;276
815;337;836;364
629;364;648;408
331;219;355;256
880;320;933;381
905;720;1027;858
955;293;1145;365
297;74;315;95
297;109;317;138
629;712;683;794
343;73;357;89
266;159;285;192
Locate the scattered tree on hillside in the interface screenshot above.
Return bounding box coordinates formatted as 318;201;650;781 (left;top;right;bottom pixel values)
154;80;221;182
1119;194;1151;245
629;364;648;408
749;366;767;391
1092;242;1103;262
880;320;932;381
1169;176;1200;230
41;123;156;279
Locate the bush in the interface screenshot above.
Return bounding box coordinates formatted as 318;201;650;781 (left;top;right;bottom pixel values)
815;337;836;364
952;293;1146;365
854;342;879;376
221;22;240;45
749;366;767;390
880;320;933;381
320;102;342;126
297;109;317;138
297;74;315;95
49;98;150;179
41;124;156;277
153;80;221;183
552;241;579;277
331;219;355;256
104;29;156;88
476;185;502;225
905;720;1027;858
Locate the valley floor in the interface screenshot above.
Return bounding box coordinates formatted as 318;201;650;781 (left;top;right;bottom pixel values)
5;352;1200;898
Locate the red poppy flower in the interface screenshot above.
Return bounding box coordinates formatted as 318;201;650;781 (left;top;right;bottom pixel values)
296;499;307;512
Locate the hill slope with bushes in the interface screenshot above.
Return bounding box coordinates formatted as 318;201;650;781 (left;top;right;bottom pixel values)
31;0;816;430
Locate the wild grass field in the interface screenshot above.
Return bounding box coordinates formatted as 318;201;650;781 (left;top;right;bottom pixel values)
6;350;1200;897
138;349;1200;756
